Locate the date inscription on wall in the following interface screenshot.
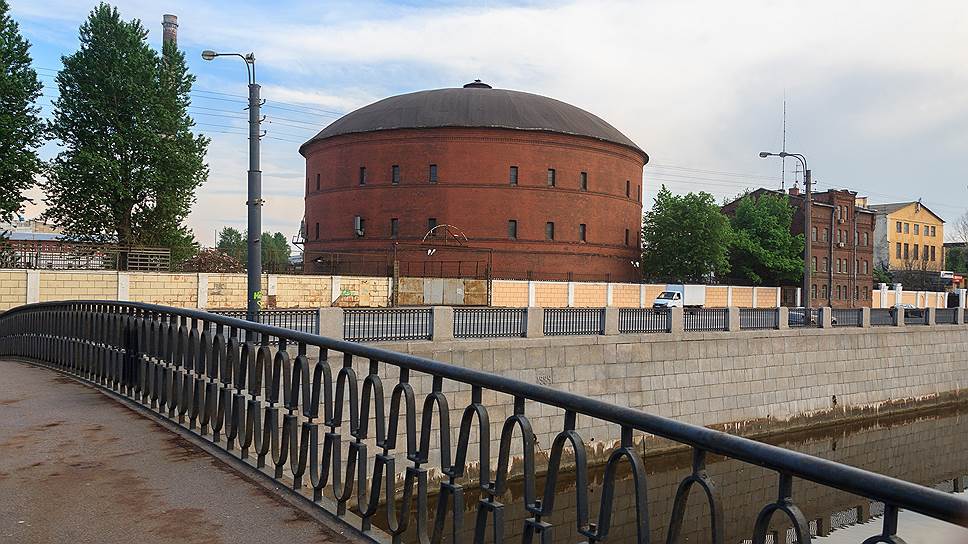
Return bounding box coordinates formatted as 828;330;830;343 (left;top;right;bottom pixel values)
536;370;553;386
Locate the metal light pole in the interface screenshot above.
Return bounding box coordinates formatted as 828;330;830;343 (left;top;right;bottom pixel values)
202;50;262;321
760;151;812;309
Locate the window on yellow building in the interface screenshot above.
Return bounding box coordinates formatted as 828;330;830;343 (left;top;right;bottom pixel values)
904;223;910;234
931;246;936;261
914;224;919;235
896;221;902;233
896;243;901;259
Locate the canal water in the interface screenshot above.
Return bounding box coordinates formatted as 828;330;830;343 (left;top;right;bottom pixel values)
370;404;968;543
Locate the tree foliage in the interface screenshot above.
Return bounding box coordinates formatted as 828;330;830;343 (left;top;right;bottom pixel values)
216;227;292;273
0;0;44;224
728;193;804;285
43;3;207;256
641;186;731;283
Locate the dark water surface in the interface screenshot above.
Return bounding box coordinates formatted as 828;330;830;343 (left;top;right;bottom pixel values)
370;405;968;543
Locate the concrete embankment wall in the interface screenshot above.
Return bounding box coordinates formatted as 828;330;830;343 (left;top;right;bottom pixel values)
363;324;968;463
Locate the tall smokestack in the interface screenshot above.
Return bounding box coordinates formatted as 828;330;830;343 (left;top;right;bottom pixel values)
162;14;178;46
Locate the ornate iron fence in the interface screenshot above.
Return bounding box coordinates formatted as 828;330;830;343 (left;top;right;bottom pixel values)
937;308;958;325
343;308;433;342
1;301;966;544
618;308;670;334
454;308;527;338
543;308;604;335
685;308;729;332
832;309;863;328
739;308;779;330
904;308;929;326
212;309;319;337
871;308;895;326
788;308;819;328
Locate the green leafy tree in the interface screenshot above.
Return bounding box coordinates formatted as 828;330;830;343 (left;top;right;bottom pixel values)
216;227;291;273
216;227;246;262
728;193;804;285
44;3;208;257
873;266;892;285
0;0;44;224
641;186;732;283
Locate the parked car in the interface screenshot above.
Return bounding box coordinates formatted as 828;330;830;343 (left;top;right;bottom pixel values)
891;303;923;319
788;308;837;326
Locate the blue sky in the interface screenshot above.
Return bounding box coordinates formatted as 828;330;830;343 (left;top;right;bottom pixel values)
11;0;968;245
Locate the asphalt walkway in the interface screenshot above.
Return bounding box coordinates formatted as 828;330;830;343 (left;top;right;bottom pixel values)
0;360;356;544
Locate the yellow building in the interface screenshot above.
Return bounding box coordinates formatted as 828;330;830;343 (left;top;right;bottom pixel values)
870;201;945;273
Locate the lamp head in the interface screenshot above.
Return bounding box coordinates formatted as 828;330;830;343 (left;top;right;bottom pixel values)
758;151;772;158
201;50;218;61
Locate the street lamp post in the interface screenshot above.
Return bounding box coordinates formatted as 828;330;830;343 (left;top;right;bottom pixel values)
759;151;812;309
202;50;262;321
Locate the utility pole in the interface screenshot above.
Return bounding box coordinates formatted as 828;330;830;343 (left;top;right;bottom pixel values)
760;151;812;309
202;50;262;321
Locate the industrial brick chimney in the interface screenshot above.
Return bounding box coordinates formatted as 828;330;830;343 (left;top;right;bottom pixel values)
162;14;178;46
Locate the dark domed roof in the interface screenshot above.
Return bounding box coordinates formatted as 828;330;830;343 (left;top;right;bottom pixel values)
300;82;646;159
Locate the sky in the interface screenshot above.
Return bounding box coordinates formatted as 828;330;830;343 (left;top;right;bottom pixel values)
11;0;968;247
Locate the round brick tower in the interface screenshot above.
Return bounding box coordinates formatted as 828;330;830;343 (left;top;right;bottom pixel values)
299;81;647;282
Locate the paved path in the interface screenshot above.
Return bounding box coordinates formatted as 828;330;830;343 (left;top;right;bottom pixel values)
0;360;355;544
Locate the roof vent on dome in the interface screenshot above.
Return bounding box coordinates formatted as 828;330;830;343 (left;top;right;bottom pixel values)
463;79;492;89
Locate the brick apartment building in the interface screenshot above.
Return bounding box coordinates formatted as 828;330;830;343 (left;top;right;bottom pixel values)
723;187;875;308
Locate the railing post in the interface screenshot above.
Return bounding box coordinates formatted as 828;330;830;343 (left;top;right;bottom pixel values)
432;306;454;341
604;307;619;335
669;307;684;333
727;307;741;332
957;307;965;325
861;307;871;328
819;307;833;328
526;307;544;338
925;306;936;326
317;307;345;340
893;305;905;327
777;307;789;330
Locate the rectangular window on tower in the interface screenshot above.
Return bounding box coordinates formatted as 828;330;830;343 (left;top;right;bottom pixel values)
429;164;438;183
315;173;320;191
812;227;817;242
625;180;630;197
359;166;367;185
315;222;319;240
428;217;437;231
545;222;555;240
509;166;518;186
625;228;630;246
390;218;399;238
580;172;588;191
391;165;400;184
864;232;869;246
547;169;556;187
579;223;587;242
508;220;517;240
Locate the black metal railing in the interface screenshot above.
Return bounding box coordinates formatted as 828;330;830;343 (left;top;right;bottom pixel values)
0;301;966;544
936;308;958;325
454;308;527;338
832;308;863;328
871;308;895;326
739;308;779;330
543;308;605;335
787;307;819;328
212;309;319;336
343;307;433;342
618;308;670;333
904;307;929;326
685;308;729;331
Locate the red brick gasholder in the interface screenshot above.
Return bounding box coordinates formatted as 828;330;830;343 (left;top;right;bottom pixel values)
299;81;648;282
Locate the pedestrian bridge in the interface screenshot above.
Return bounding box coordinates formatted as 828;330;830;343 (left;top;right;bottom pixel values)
1;301;966;543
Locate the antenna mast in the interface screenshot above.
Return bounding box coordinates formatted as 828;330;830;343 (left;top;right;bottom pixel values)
780;94;787;191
